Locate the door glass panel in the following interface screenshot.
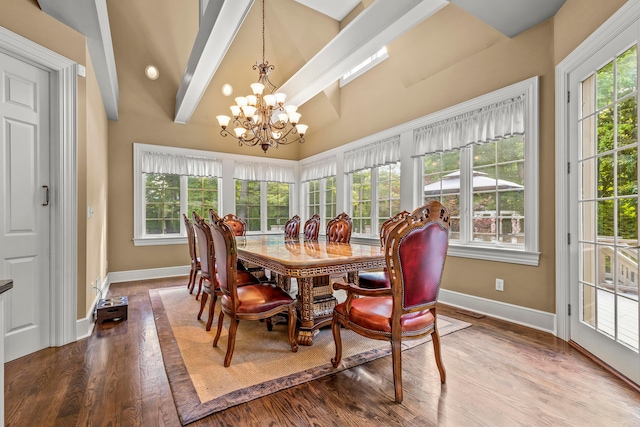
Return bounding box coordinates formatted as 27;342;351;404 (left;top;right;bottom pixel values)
581;201;596;241
596;60;614;109
596;288;616;337
581;158;596;199
597;107;614;153
597;200;614;239
617;96;638;147
617;148;638;195
596;245;614;289
616;45;637;98
581;243;596;284
617;294;639;349
617;198;638;240
581;283;596;327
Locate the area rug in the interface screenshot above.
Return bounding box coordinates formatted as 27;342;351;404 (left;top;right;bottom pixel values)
150;286;471;425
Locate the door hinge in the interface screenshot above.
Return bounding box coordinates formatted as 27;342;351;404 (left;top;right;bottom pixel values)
567;91;570;103
567;162;570;174
568;304;572;316
568;233;571;244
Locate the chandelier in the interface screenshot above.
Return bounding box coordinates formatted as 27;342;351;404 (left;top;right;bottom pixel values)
216;0;307;153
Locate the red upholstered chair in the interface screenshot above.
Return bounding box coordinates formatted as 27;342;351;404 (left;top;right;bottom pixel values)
222;213;247;236
358;210;411;289
284;215;301;239
326;212;352;243
192;212;260;331
331;200;450;403
303;214;320;241
211;215;298;367
183;214;201;295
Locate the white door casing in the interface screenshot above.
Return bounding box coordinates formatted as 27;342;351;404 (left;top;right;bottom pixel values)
0;26;77;352
0;51;51;361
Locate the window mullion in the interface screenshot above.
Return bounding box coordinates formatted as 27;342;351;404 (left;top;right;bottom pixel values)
459;148;472;244
260;181;267;232
180;175;188;235
320;179;326;222
372;167;379;236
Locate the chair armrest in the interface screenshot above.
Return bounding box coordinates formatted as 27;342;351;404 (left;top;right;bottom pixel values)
332;280;392;297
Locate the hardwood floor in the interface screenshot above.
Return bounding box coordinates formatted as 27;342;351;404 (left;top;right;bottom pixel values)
5;277;639;426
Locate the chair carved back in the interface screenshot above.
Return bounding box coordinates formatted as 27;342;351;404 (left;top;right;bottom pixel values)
284;215;301;238
183;214;198;264
192;212;214;283
379;210;411;248
303;214;320;241
326;212;352;243
386;200;450;311
222;213;247;237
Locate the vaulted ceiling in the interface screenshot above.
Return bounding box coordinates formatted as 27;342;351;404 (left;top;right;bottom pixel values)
36;0;566;136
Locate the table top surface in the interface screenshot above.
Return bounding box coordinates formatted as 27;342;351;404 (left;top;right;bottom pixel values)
236;235;384;269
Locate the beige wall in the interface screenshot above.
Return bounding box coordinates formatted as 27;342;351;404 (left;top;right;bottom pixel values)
105;1;628;314
85;50;109;316
0;0;108;320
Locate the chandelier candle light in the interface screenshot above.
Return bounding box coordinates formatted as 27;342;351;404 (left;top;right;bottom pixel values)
216;0;307;153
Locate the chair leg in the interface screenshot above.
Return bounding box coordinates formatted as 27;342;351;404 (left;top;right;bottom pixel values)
432;329;446;383
213;310;225;347
198;291;208;321
330;312;342;367
206;293;217;331
196;276;204;300
287;305;298;353
187;267;194;292
223;318;240;367
391;339;403;404
266;317;273;331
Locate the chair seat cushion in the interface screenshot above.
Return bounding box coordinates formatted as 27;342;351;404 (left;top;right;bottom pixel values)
222;284;294;314
335;296;434;333
357;271;390;289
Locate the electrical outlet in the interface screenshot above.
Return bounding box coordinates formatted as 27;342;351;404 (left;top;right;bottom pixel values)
495;278;504;292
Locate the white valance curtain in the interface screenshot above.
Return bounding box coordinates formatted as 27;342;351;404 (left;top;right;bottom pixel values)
412;95;525;156
233;161;295;183
300;156;337;182
141;151;222;177
343;135;401;174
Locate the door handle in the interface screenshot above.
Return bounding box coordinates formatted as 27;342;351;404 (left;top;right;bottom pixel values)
42;185;49;206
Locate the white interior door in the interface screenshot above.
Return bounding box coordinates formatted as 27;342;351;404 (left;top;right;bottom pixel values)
569;23;640;384
0;51;50;362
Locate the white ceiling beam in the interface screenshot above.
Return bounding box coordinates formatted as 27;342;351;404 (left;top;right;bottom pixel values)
278;0;448;110
38;0;120;120
174;0;254;124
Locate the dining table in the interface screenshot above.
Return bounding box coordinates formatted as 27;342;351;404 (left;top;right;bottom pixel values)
236;235;385;345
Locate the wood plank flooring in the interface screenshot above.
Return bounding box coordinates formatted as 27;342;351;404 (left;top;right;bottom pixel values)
5;277;639;426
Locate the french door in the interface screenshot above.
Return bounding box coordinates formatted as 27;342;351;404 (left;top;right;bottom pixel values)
569;23;640;384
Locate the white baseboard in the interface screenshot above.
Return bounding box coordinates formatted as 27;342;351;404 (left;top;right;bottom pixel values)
439;289;556;335
76;276;111;340
107;265;190;283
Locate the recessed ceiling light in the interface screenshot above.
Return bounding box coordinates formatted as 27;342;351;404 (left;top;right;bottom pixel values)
145;65;159;80
222;83;233;96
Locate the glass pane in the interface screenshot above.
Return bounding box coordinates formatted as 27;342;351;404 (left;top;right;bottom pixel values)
617;45;637;99
473;142;496;167
582;74;595;117
442;150;460;171
617;148;638;196
146;219;162;235
581;201;596;242
597;154;614;198
498;190;524;216
581;242;596;284
497;135;524;162
423;153;441;174
596;60;614;109
164;219;180;234
146;204;162;219
617;96;638;147
617;294;638;350
597;200;614;240
442;194;460;217
596;288;615;337
581;158;596;200
581;283;596;327
618;197;638;240
581;115;596;159
597;107;614;153
497;162;524;186
597;245;615;289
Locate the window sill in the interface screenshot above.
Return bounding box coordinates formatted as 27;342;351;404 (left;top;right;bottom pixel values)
448;244;540;266
133;236;187;246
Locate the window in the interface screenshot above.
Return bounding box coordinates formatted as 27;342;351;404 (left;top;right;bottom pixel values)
233;161;295;233
308;180;320;216
133;143;222;246
305;177;337;231
350;163;401;235
325;176;337;224
340;47;389;87
414;77;539;265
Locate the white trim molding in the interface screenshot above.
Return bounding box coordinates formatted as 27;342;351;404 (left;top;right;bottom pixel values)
555;0;640;341
439;289;556;334
0;26;78;348
108;265;191;284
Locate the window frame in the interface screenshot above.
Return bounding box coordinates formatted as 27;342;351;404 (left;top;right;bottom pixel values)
304;176;337;233
234;179;294;234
